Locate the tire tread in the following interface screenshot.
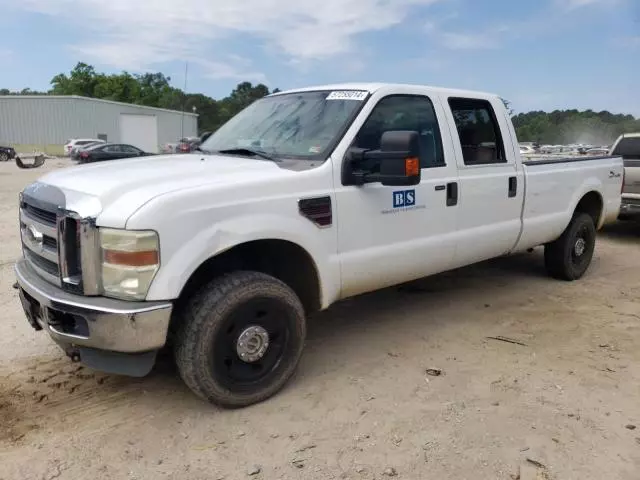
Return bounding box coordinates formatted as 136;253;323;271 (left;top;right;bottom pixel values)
174;271;305;408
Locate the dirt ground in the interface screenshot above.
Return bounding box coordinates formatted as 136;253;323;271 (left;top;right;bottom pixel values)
0;159;639;480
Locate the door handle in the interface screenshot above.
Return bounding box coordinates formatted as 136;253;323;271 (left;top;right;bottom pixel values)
446;182;458;206
435;185;446;191
508;176;517;198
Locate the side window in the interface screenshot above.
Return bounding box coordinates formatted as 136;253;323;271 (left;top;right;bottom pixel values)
353;95;445;168
120;145;137;154
104;145;120;153
448;98;506;165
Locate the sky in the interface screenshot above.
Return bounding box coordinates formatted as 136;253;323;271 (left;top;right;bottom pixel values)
0;0;639;115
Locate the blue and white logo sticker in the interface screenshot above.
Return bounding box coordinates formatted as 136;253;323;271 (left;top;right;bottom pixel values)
382;189;424;215
393;189;416;208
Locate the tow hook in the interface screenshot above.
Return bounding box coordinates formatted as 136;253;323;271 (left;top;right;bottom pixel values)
66;348;81;363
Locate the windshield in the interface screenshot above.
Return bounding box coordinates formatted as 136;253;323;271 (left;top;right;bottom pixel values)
200;90;369;159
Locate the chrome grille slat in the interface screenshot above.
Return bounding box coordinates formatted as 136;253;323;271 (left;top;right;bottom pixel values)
24;248;59;278
22;203;57;226
21;235;58;263
19;210;57;240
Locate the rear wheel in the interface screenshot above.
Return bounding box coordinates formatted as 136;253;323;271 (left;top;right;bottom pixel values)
0;152;8;162
544;212;596;280
174;271;306;408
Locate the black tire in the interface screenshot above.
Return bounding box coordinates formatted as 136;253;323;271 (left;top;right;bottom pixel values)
544;212;596;281
174;271;306;408
0;152;8;162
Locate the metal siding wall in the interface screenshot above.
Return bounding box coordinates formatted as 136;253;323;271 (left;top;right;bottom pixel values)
157;110;198;144
0;97;198;149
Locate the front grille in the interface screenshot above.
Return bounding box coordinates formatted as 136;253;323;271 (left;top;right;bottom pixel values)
625;198;640;206
24;248;59;276
20;194;99;295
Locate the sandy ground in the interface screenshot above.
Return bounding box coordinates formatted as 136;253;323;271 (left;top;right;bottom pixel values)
0;159;639;480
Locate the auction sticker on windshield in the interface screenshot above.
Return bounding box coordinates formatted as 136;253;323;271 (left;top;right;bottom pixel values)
326;91;368;101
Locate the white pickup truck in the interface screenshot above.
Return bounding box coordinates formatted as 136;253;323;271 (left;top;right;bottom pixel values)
15;83;624;407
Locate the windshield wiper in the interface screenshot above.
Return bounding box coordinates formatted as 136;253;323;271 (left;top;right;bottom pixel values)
216;148;280;162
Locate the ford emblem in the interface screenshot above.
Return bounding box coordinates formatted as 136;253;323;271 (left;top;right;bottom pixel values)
26;224;44;249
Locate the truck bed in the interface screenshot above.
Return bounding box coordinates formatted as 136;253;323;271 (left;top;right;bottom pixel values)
514;154;624;252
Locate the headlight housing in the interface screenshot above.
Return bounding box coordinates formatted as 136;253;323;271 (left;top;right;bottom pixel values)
99;228;160;300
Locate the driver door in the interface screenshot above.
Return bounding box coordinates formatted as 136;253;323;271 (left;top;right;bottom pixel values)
334;91;459;299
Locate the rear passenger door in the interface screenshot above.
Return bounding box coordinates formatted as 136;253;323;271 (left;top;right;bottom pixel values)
443;97;524;267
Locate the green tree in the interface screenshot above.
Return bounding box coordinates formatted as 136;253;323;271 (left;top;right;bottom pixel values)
50;62;102;97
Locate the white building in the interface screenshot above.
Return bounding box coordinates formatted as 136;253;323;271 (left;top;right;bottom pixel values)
0;95;198;155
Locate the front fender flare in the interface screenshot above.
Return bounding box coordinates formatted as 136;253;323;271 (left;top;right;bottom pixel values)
145;214;340;309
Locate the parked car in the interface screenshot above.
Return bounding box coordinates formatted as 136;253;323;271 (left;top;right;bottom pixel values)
15;83;623;408
70;141;103;160
64;138;106;157
519;145;536;155
610;133;640;219
200;131;213;143
161;143;179;154
0;144;16;162
585;147;610;156
177;136;201;153
77;143;153;163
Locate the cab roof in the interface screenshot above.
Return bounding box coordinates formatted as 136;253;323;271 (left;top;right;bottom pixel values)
270;82;500;101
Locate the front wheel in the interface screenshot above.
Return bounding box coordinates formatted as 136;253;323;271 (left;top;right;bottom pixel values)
0;152;8;162
174;271;306;408
544;212;596;280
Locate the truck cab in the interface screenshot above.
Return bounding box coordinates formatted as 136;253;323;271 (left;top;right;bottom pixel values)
14;83;623;408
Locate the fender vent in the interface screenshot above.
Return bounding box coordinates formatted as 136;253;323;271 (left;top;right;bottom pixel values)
299;196;332;228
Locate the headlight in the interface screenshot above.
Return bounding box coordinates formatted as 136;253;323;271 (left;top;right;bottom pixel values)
99;228;160;300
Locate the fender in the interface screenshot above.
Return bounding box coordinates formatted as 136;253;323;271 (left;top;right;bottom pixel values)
566;175;604;227
144;212;341;309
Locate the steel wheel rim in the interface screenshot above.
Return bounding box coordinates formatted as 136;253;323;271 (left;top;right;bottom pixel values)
571;224;592;265
211;297;290;391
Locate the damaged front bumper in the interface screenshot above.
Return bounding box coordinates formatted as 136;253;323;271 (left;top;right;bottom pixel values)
14;259;173;377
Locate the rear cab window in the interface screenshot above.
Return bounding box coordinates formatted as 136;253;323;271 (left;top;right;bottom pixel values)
448;97;506;166
612;137;640;160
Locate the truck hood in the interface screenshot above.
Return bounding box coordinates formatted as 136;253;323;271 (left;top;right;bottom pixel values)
35;154;293;227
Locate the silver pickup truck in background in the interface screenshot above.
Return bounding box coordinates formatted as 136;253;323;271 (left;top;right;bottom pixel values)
611;133;640;219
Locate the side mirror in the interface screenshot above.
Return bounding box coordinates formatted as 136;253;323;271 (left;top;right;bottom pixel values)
343;130;422;186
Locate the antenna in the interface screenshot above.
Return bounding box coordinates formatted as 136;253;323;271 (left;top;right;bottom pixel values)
181;61;189;138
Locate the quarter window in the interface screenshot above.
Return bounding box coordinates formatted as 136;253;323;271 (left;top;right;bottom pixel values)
448;98;506;165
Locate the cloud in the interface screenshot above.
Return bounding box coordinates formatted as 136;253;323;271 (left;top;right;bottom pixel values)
425;12;506;50
195;59;268;83
554;0;624;10
12;0;446;74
